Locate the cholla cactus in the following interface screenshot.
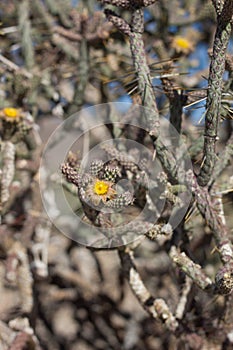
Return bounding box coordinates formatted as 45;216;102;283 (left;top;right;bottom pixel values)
61;154;134;228
0;107;37;151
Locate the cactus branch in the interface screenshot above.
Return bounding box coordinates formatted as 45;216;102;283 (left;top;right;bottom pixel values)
197;1;233;186
119;247;178;331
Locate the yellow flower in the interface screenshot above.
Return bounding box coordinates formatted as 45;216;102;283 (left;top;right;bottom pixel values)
86;178;117;206
172;36;193;55
94;180;110;195
0;107;23;123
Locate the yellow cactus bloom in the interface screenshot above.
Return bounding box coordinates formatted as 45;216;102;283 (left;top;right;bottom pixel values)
86;178;117;206
94;180;110;195
172;36;194;54
0;107;23;122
